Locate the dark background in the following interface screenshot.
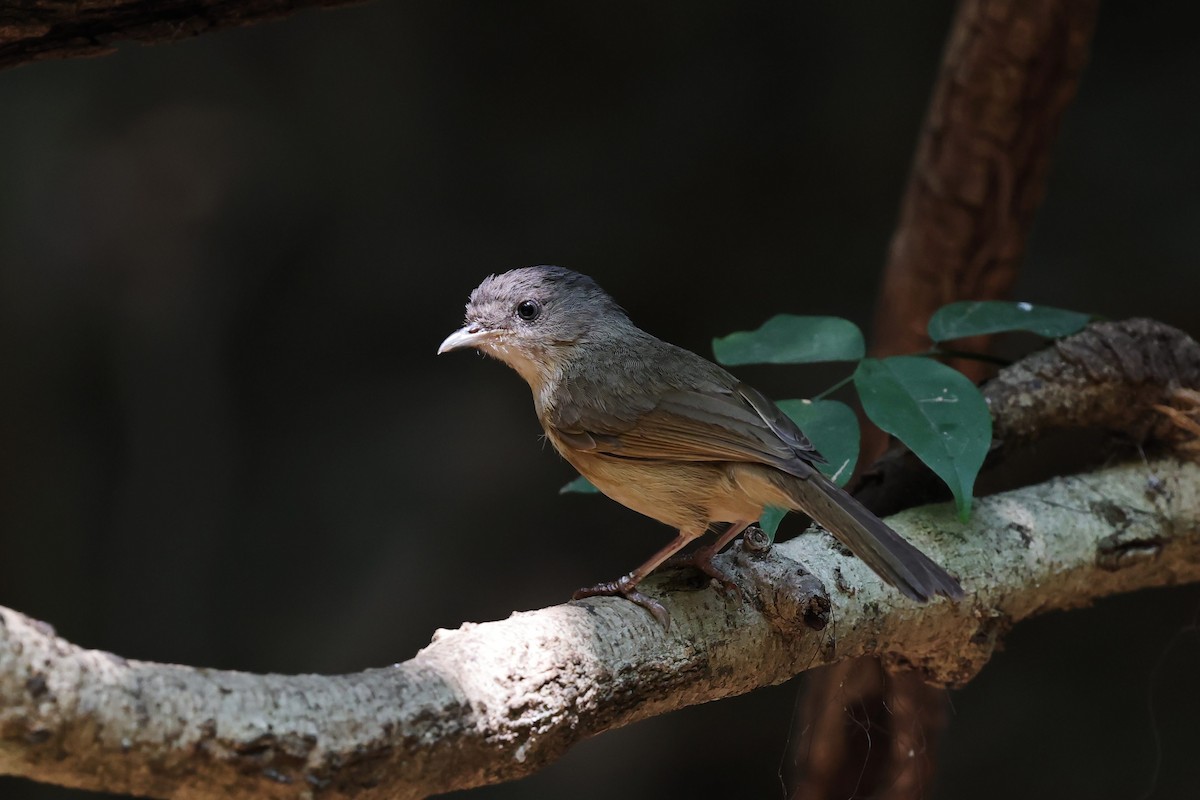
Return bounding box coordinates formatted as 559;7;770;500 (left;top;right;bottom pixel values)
2;2;1199;798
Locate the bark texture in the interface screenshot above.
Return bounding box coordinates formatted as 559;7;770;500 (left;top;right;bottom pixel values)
3;457;1199;799
871;0;1100;381
0;0;360;71
857;318;1200;518
817;2;1100;790
989;318;1200;446
784;660;950;800
794;319;1199;800
2;318;1199;797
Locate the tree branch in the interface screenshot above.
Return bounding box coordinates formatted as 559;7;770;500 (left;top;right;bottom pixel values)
870;0;1099;382
3;455;1199;798
3;319;1197;798
0;0;361;72
824;4;1100;792
856;318;1200;518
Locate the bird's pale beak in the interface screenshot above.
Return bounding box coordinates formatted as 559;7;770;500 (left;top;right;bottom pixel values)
437;324;491;354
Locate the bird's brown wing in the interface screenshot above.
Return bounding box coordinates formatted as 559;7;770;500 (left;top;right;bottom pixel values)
549;371;825;476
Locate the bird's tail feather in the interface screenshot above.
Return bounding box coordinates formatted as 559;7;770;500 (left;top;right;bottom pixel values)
783;471;964;602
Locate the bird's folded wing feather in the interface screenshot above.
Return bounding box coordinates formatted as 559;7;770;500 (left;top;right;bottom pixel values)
549;376;824;476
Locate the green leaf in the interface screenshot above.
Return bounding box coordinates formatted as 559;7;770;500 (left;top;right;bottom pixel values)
853;356;991;519
559;475;599;495
775;399;859;486
758;506;788;543
750;399;860;539
928;301;1092;342
713;315;865;366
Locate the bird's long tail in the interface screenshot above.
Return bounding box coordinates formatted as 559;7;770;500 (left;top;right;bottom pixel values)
782;470;964;602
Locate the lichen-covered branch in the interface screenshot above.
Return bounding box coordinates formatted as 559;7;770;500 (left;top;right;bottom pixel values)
3;457;1199;799
0;0;361;71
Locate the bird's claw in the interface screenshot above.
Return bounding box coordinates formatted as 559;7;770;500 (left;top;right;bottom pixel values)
573;577;672;630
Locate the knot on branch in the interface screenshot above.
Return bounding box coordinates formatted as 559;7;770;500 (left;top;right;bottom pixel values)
724;543;830;634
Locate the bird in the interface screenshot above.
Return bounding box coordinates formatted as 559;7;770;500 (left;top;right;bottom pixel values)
438;266;964;626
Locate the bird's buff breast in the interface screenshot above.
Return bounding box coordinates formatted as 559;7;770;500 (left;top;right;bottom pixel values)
554;444;789;533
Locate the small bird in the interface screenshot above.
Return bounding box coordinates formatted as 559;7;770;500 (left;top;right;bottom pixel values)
439;266;963;626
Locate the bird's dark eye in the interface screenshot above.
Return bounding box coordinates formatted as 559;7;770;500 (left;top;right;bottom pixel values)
516;300;541;321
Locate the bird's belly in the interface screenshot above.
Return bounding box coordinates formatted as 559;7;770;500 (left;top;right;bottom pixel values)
562;450;773;532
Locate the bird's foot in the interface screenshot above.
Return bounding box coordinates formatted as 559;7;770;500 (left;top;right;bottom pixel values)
572;575;671;630
663;550;740;596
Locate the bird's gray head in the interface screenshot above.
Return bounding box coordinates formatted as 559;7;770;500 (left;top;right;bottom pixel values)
438;266;630;388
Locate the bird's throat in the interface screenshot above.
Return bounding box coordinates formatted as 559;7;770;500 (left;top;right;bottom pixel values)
480;340;563;409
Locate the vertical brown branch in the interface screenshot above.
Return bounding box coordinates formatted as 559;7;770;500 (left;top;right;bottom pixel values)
791;1;1100;798
785;662;951;800
872;0;1099;380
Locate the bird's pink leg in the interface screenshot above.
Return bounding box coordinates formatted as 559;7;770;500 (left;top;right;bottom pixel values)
572;529;702;630
663;520;753;592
